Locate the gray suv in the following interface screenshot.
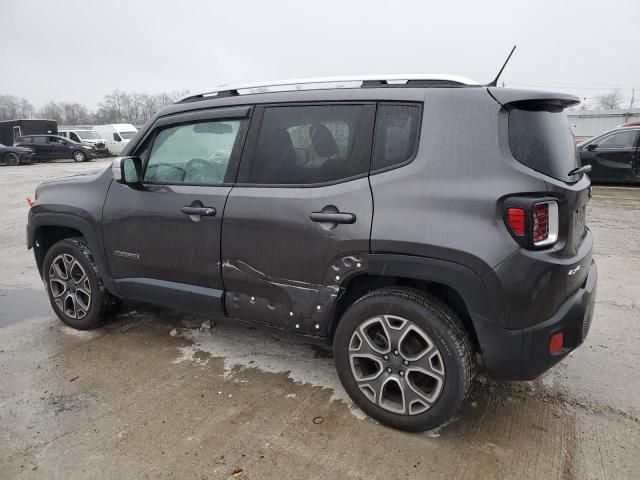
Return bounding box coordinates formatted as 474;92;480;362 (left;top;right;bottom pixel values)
26;76;597;431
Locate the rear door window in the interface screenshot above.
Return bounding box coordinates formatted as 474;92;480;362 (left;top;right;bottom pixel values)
372;103;421;171
509;108;578;182
32;137;46;144
245;104;375;185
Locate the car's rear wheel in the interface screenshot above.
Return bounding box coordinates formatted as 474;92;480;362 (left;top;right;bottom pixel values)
4;152;20;166
43;237;118;329
72;150;87;162
333;287;475;431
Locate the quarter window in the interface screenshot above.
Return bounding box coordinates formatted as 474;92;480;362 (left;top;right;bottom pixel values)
144;119;242;185
372;104;421;171
596;130;639;149
248;104;375;185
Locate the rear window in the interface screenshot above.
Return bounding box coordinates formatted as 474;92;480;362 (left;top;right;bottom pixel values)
372;104;421;171
508;108;578;182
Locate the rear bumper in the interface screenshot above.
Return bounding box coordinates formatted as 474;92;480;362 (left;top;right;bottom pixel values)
477;260;597;380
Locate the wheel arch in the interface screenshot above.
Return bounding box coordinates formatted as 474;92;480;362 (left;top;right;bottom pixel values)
328;254;499;353
28;212;118;296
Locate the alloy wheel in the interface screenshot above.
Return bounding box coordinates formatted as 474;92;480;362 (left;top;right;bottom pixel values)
73;151;85;162
48;253;92;319
348;315;445;415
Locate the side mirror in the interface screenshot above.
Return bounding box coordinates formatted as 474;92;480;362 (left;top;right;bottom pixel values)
112;156;143;186
586;144;597;151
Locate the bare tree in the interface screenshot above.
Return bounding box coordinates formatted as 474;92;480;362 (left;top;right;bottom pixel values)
39;101;64;122
0;95;36;120
61;103;91;125
595;90;622;110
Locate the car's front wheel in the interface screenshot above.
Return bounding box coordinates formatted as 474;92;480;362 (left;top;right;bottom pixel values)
43;237;118;329
72;150;87;162
333;287;475;431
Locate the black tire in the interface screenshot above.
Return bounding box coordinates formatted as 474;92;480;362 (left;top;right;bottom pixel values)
4;152;20;166
333;287;475;432
43;237;118;329
72;150;87;162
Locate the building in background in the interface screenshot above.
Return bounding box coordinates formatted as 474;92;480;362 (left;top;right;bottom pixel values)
568;109;640;143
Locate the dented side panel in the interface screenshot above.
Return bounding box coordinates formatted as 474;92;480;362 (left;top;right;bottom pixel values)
221;179;372;334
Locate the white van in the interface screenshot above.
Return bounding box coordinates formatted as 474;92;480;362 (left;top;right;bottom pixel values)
58;129;110;156
92;124;138;155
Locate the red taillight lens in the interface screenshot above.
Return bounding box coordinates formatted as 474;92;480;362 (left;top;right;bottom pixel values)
506;208;526;236
549;331;564;354
532;203;549;244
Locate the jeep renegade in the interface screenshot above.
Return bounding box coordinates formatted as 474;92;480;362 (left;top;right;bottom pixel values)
27;75;597;431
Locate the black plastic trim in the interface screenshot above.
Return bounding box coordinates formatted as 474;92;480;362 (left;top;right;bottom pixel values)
114;277;224;316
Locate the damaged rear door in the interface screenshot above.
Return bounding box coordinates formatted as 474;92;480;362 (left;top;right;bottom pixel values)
221;103;375;335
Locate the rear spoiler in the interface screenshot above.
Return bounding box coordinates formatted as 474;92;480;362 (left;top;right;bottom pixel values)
487;87;580;112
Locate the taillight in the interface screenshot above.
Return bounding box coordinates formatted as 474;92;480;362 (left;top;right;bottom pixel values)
503;197;559;249
506;208;526;236
532;201;558;247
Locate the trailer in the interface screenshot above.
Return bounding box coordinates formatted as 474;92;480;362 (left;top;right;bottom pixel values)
0;119;58;146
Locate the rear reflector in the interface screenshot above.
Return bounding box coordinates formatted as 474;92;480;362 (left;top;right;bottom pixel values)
533;203;549;243
506;208;526;236
549;331;564;354
532;200;559;247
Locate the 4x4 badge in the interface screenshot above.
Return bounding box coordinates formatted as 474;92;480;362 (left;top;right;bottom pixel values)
568;265;581;276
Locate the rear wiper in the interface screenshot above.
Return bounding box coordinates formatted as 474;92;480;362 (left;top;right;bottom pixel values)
568;165;591;176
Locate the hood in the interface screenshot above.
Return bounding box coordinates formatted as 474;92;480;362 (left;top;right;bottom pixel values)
37;168;107;188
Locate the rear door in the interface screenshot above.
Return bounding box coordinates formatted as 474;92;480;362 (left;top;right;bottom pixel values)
102;106;251;315
221;103;375;334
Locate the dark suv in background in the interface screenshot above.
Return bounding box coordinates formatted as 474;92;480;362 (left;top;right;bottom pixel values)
578;126;640;183
15;134;97;162
26;75;597;431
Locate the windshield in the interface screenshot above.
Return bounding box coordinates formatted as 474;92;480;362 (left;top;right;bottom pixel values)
120;131;137;140
77;130;102;140
509;108;579;182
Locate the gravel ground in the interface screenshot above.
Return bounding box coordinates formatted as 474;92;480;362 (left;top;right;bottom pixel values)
0;159;638;479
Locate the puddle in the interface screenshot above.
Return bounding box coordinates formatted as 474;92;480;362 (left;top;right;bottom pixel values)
0;288;51;327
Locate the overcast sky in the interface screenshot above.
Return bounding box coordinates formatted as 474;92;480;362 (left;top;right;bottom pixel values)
1;0;639;110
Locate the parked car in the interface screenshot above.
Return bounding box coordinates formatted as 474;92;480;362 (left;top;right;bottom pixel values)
14;134;97;162
26;75;597;432
618;120;640;127
92;124;138;155
578;126;640;183
0;142;34;166
58;129;110;157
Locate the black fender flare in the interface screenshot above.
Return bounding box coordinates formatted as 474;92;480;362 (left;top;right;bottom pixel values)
27;212;119;297
357;253;501;347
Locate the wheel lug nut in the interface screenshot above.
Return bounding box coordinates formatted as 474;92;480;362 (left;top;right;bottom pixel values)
386;368;392;373
403;360;409;366
383;355;389;361
399;371;405;377
394;350;399;356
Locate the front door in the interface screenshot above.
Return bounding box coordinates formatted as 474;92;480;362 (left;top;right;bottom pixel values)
584;129;640;181
102;107;251;315
47;136;70;159
221;103;376;335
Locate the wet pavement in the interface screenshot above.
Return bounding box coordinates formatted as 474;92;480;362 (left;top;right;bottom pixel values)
1;160;639;479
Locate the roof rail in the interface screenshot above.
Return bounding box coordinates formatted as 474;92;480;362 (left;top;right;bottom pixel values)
176;74;480;103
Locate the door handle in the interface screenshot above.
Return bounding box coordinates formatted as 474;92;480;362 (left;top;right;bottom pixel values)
309;211;356;224
181;206;216;216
